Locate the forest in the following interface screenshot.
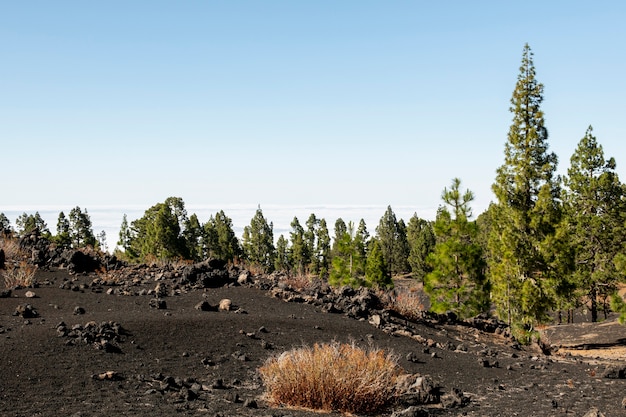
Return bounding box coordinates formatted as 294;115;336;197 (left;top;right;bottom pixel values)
2;44;625;341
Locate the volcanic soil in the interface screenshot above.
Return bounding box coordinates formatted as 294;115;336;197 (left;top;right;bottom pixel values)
1;268;626;417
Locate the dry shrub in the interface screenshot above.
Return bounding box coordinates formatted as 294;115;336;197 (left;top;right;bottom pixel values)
280;273;315;291
259;341;402;414
0;236;28;263
386;290;426;321
3;261;37;288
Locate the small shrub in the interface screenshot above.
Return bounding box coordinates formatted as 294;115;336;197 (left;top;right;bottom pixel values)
386;290;426;321
0;236;28;263
3;261;37;288
280;273;315;291
259;341;402;414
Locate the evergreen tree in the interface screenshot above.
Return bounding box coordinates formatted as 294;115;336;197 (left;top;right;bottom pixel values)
242;207;275;272
210;210;241;262
274;234;290;272
561;126;625;322
329;221;362;287
394;219;411;274
407;214;435;282
183;213;203;261
353;219;369;277
0;213;12;236
425;178;488;318
376;206;407;275
365;238;392;289
289;217;308;275
69;206;97;248
316;218;331;278
489;44;561;331
55;211;71;248
376;206;396;274
16;212;50;237
118;214;135;257
305;214;319;273
128;197;190;261
332;218;347;257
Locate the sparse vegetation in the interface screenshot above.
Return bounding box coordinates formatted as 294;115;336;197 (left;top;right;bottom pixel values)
259;341;402;414
386;290;426;321
2;261;37;288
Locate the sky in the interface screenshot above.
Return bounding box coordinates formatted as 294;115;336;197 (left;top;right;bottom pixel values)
1;1;625;247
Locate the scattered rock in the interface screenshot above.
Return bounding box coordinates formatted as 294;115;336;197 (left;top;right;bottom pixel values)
219;299;232;311
440;387;469;408
395;373;439;405
149;298;167;309
73;306;86;315
24;290;37;298
13;304;38;318
92;370;123;381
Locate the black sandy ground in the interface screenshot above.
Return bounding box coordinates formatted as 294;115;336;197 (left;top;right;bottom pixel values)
1;268;625;417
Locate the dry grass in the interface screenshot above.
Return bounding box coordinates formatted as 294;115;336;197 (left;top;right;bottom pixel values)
385;290;426;321
259;341;402;414
0;236;27;263
280;273;316;291
2;261;37;288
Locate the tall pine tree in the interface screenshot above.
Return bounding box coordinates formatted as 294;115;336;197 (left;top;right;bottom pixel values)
561;126;625;322
489;44;561;332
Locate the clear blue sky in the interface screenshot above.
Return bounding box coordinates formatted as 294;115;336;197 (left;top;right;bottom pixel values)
2;1;625;223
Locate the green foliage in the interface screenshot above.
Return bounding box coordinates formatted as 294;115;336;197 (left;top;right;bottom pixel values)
406;214;435;282
559;126;625;321
183;213;203;261
316;218;331;278
53;211;71;248
15;212;50;237
274;235;290;272
242;207;275;272
0;213;13;236
376;206;409;275
289;217;308;275
424;179;488;318
202;210;241;262
304;214;319;274
329;221;363;287
68;206;97;248
125;197;192;262
489;44;560;329
364;239;392;289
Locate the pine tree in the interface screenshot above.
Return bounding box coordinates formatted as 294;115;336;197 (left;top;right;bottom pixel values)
407;214;435;282
55;211;71;248
489;44;561;332
425;178;488;318
183;213;203;261
242;207;275;272
376;206;398;275
274;235;290;272
304;214;319;273
0;213;12;236
68;207;97;248
561;126;625;322
365;238;393;289
289;217;308;275
316;218;331;278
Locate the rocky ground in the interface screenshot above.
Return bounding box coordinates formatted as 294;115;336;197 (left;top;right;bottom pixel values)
1;263;626;417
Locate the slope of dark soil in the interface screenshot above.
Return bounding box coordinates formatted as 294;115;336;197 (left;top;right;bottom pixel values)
1;268;625;416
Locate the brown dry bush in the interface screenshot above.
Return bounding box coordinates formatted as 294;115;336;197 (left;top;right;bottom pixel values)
385;290;426;321
259;341;402;414
0;236;27;263
2;261;37;288
280;273;316;291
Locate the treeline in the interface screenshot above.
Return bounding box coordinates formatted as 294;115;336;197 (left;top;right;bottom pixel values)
114;197;432;291
0;207;106;250
3;44;626;340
